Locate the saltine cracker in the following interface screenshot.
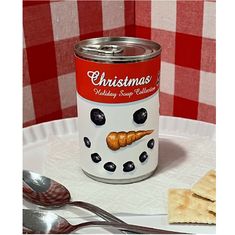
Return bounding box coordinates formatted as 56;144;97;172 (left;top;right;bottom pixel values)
192;170;216;201
168;189;216;224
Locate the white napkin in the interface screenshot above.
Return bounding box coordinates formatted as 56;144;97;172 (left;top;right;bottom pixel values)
43;134;215;218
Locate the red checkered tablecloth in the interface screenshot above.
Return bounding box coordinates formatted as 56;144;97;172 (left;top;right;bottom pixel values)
23;0;216;127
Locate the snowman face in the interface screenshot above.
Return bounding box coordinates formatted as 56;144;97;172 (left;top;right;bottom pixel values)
77;93;159;180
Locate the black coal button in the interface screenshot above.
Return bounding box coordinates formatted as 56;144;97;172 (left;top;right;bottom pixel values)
139;151;148;163
91;153;101;163
147;139;155;149
90;108;106;126
123;161;135;172
104;162;116;172
133;108;147;124
84;137;91;148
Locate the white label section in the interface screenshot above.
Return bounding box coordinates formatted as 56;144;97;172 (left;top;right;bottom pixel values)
76;92;160;180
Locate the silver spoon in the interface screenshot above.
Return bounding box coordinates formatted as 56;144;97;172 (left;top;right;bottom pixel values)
23;170;125;224
23;209;181;234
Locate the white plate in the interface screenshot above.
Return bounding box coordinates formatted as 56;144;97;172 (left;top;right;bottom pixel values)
23;116;216;234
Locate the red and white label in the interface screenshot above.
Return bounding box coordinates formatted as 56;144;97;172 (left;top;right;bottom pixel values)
75;56;160;103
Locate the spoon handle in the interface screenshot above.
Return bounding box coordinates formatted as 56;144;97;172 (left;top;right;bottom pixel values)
69;201;125;224
69;201;135;234
72;221;183;234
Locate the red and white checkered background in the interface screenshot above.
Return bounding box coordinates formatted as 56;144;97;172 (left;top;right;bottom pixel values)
23;0;215;127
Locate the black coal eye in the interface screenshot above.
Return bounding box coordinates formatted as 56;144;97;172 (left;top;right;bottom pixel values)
84;137;91;148
147;139;155;149
90;108;106;126
123;161;135;172
139;151;148;163
104;162;116;172
91;153;101;163
133;108;147;124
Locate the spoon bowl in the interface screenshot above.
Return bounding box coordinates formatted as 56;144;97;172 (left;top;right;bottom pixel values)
23;209;181;234
23;170;70;207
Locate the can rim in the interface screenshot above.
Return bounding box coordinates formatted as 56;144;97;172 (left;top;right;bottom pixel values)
74;37;161;62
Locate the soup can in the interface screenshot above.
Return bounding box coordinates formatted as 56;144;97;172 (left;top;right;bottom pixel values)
74;37;161;184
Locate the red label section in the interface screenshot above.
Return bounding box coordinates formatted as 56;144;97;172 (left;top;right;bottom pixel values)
75;56;160;103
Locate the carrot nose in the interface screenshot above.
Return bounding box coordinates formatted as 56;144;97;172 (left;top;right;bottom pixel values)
106;130;153;151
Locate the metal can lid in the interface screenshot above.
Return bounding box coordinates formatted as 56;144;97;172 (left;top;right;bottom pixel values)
74;37;161;62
